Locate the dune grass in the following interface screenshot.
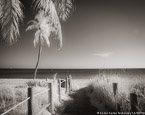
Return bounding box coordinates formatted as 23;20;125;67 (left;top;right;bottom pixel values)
1;71;145;114
70;71;145;112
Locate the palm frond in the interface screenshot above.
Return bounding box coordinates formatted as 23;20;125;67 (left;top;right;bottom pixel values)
33;0;50;13
26;25;39;31
0;0;24;45
34;30;40;47
43;34;50;47
49;1;62;49
34;10;48;24
27;20;38;25
57;24;62;49
33;0;74;21
42;28;51;47
54;0;74;21
40;33;45;46
0;1;3;19
27;4;62;49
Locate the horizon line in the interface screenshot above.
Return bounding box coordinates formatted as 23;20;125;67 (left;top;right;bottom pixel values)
0;67;145;69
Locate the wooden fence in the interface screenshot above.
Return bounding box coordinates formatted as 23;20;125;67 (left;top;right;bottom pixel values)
1;75;72;115
3;77;144;114
112;82;142;112
58;75;72;102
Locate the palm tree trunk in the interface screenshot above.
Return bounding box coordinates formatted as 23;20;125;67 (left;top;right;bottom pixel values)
34;37;42;79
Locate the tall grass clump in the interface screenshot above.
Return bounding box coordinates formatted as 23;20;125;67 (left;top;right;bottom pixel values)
0;85;27;115
85;69;145;112
0;85;16;114
86;75;116;112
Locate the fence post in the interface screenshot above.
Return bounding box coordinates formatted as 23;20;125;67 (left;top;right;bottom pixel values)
113;83;120;112
130;93;138;112
113;83;118;96
48;83;55;115
117;103;121;112
68;75;72;93
28;87;33;115
58;79;62;102
121;98;124;111
66;76;69;94
53;73;57;82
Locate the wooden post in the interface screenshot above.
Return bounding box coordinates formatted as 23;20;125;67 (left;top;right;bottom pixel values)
113;83;118;96
130;93;138;112
117;103;121;112
58;79;61;102
48;83;54;115
113;83;119;112
121;98;124;111
61;79;65;88
68;75;72;93
53;73;57;82
141;88;144;95
65;76;69;94
28;87;33;115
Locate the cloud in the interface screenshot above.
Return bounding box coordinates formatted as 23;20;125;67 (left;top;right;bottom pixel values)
92;52;113;58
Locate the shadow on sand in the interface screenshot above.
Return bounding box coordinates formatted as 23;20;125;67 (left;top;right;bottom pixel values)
59;87;98;115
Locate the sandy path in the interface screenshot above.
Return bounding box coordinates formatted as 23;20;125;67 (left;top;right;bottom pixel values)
60;88;98;115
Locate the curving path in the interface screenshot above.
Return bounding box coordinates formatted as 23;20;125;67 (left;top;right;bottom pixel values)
61;88;98;115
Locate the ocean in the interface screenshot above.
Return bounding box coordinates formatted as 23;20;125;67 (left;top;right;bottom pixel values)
0;68;145;79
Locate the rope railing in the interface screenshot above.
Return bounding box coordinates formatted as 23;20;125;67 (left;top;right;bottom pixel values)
137;91;145;99
60;80;66;84
134;105;142;112
117;93;142;112
1;84;52;115
35;103;50;115
1;76;72;115
117;93;130;103
113;83;143;112
0;101;17;113
33;88;50;97
1;97;30;115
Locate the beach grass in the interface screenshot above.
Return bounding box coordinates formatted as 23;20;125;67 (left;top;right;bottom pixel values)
71;71;145;112
1;71;145;114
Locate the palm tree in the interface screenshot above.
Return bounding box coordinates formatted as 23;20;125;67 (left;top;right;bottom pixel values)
26;10;62;79
0;0;24;45
26;0;74;79
33;0;74;21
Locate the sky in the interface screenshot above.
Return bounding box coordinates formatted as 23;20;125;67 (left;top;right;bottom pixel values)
1;0;145;69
